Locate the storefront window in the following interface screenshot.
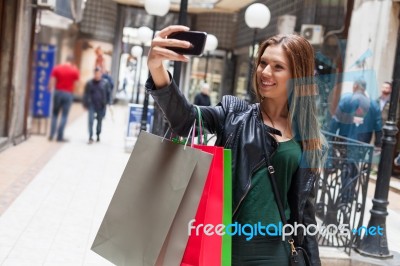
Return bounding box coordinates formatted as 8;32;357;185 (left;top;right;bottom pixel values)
189;54;224;106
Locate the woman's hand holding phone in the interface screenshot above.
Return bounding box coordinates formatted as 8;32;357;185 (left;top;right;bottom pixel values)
149;25;208;88
148;26;193;67
148;25;193;88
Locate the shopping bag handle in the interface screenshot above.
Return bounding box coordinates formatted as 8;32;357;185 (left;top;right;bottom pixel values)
163;105;207;146
161;124;193;150
195;105;203;144
162;127;170;142
187;119;197;149
194;105;208;145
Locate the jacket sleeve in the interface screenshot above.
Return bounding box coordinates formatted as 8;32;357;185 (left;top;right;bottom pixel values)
145;73;226;137
302;178;322;266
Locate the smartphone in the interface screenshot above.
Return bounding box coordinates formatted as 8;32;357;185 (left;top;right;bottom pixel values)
166;31;207;56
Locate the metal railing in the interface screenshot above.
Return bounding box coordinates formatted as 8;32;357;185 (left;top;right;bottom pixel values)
316;131;374;254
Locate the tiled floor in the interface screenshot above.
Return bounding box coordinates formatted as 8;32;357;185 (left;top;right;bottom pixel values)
0;103;131;265
0;136;61;214
0;104;84;215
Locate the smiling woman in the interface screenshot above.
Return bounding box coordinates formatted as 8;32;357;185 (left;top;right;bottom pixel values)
253;34;324;161
146;25;327;266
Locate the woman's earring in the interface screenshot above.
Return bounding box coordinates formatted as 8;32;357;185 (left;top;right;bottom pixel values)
260;96;265;102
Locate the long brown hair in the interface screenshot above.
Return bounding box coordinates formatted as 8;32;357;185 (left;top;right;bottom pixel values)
252;34;327;170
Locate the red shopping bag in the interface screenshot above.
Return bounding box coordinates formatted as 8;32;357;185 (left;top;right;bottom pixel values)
181;145;224;266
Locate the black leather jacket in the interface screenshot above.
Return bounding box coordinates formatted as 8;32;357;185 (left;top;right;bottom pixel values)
146;76;321;266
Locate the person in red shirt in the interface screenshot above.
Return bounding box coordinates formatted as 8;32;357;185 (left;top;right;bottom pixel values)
48;56;80;141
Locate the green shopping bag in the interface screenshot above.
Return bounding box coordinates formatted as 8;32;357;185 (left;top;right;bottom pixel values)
221;149;232;266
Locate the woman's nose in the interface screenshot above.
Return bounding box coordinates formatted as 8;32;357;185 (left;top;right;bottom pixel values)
262;65;272;76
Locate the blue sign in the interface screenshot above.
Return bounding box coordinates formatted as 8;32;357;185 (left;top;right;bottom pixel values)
127;104;154;138
33;44;56;118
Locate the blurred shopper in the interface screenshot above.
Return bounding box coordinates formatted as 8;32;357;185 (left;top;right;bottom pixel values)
329;78;382;145
194;83;211;106
377;82;393;125
83;67;108;144
48;55;80;142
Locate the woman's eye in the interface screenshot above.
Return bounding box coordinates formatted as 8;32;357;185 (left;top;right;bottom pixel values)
275;65;283;69
259;61;267;67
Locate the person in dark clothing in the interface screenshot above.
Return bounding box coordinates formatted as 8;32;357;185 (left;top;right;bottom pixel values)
329;78;382;145
194;83;211;106
83;67;108;144
377;82;393;125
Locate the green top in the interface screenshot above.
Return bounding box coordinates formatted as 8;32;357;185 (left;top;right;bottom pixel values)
236;139;302;228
